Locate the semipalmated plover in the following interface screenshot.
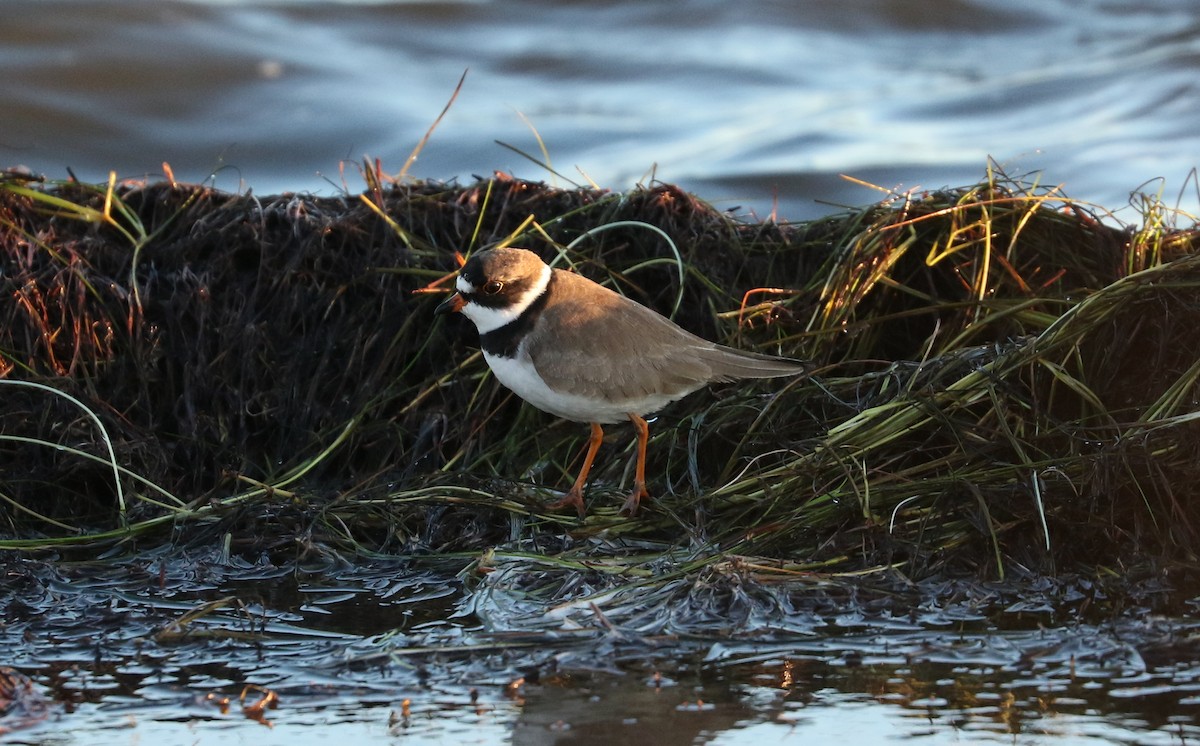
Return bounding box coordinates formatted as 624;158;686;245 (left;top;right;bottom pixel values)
436;247;805;517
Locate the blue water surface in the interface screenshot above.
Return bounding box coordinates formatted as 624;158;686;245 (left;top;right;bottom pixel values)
2;0;1197;219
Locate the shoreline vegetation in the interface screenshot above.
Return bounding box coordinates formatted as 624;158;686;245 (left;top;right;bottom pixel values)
2;165;1199;597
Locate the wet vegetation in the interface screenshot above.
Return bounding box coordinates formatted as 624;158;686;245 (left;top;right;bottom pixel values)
2;164;1200;598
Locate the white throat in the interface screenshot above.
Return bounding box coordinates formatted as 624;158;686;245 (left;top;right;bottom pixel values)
458;263;552;334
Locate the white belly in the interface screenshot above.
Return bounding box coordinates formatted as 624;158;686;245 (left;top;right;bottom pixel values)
483;350;680;424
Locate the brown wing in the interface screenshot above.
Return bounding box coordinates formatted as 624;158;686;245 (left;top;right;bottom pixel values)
527;270;803;403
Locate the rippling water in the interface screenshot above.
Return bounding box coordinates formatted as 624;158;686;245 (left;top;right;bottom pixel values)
2;0;1198;219
5;553;1200;745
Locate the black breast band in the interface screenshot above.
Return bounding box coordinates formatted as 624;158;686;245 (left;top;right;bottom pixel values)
479;272;556;358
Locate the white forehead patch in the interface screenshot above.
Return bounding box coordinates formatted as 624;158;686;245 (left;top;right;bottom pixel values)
459;263;552;335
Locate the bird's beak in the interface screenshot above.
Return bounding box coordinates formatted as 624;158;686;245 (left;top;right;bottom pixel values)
435;291;466;315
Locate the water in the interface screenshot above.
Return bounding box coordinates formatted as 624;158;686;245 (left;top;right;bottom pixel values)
2;0;1198;221
4;551;1200;745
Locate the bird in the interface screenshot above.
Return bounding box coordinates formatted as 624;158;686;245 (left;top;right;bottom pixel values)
435;247;806;518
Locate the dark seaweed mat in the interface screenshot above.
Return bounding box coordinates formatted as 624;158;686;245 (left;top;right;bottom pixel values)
4;173;1200;580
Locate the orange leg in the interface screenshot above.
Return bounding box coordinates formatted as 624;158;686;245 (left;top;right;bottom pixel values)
545;422;604;518
620;414;651;516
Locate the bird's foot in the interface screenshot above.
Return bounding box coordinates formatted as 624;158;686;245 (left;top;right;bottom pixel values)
544;489;586;519
618;484;650;517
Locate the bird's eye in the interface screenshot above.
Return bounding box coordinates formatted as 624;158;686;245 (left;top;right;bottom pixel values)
482;280;504;295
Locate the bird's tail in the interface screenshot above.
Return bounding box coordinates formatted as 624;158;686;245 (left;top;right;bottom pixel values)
701;344;809;381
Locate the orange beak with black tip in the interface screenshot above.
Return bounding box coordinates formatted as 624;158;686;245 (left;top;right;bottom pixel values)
435;292;466;315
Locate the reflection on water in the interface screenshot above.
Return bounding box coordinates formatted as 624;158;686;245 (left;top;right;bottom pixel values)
1;0;1198;220
2;551;1199;744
